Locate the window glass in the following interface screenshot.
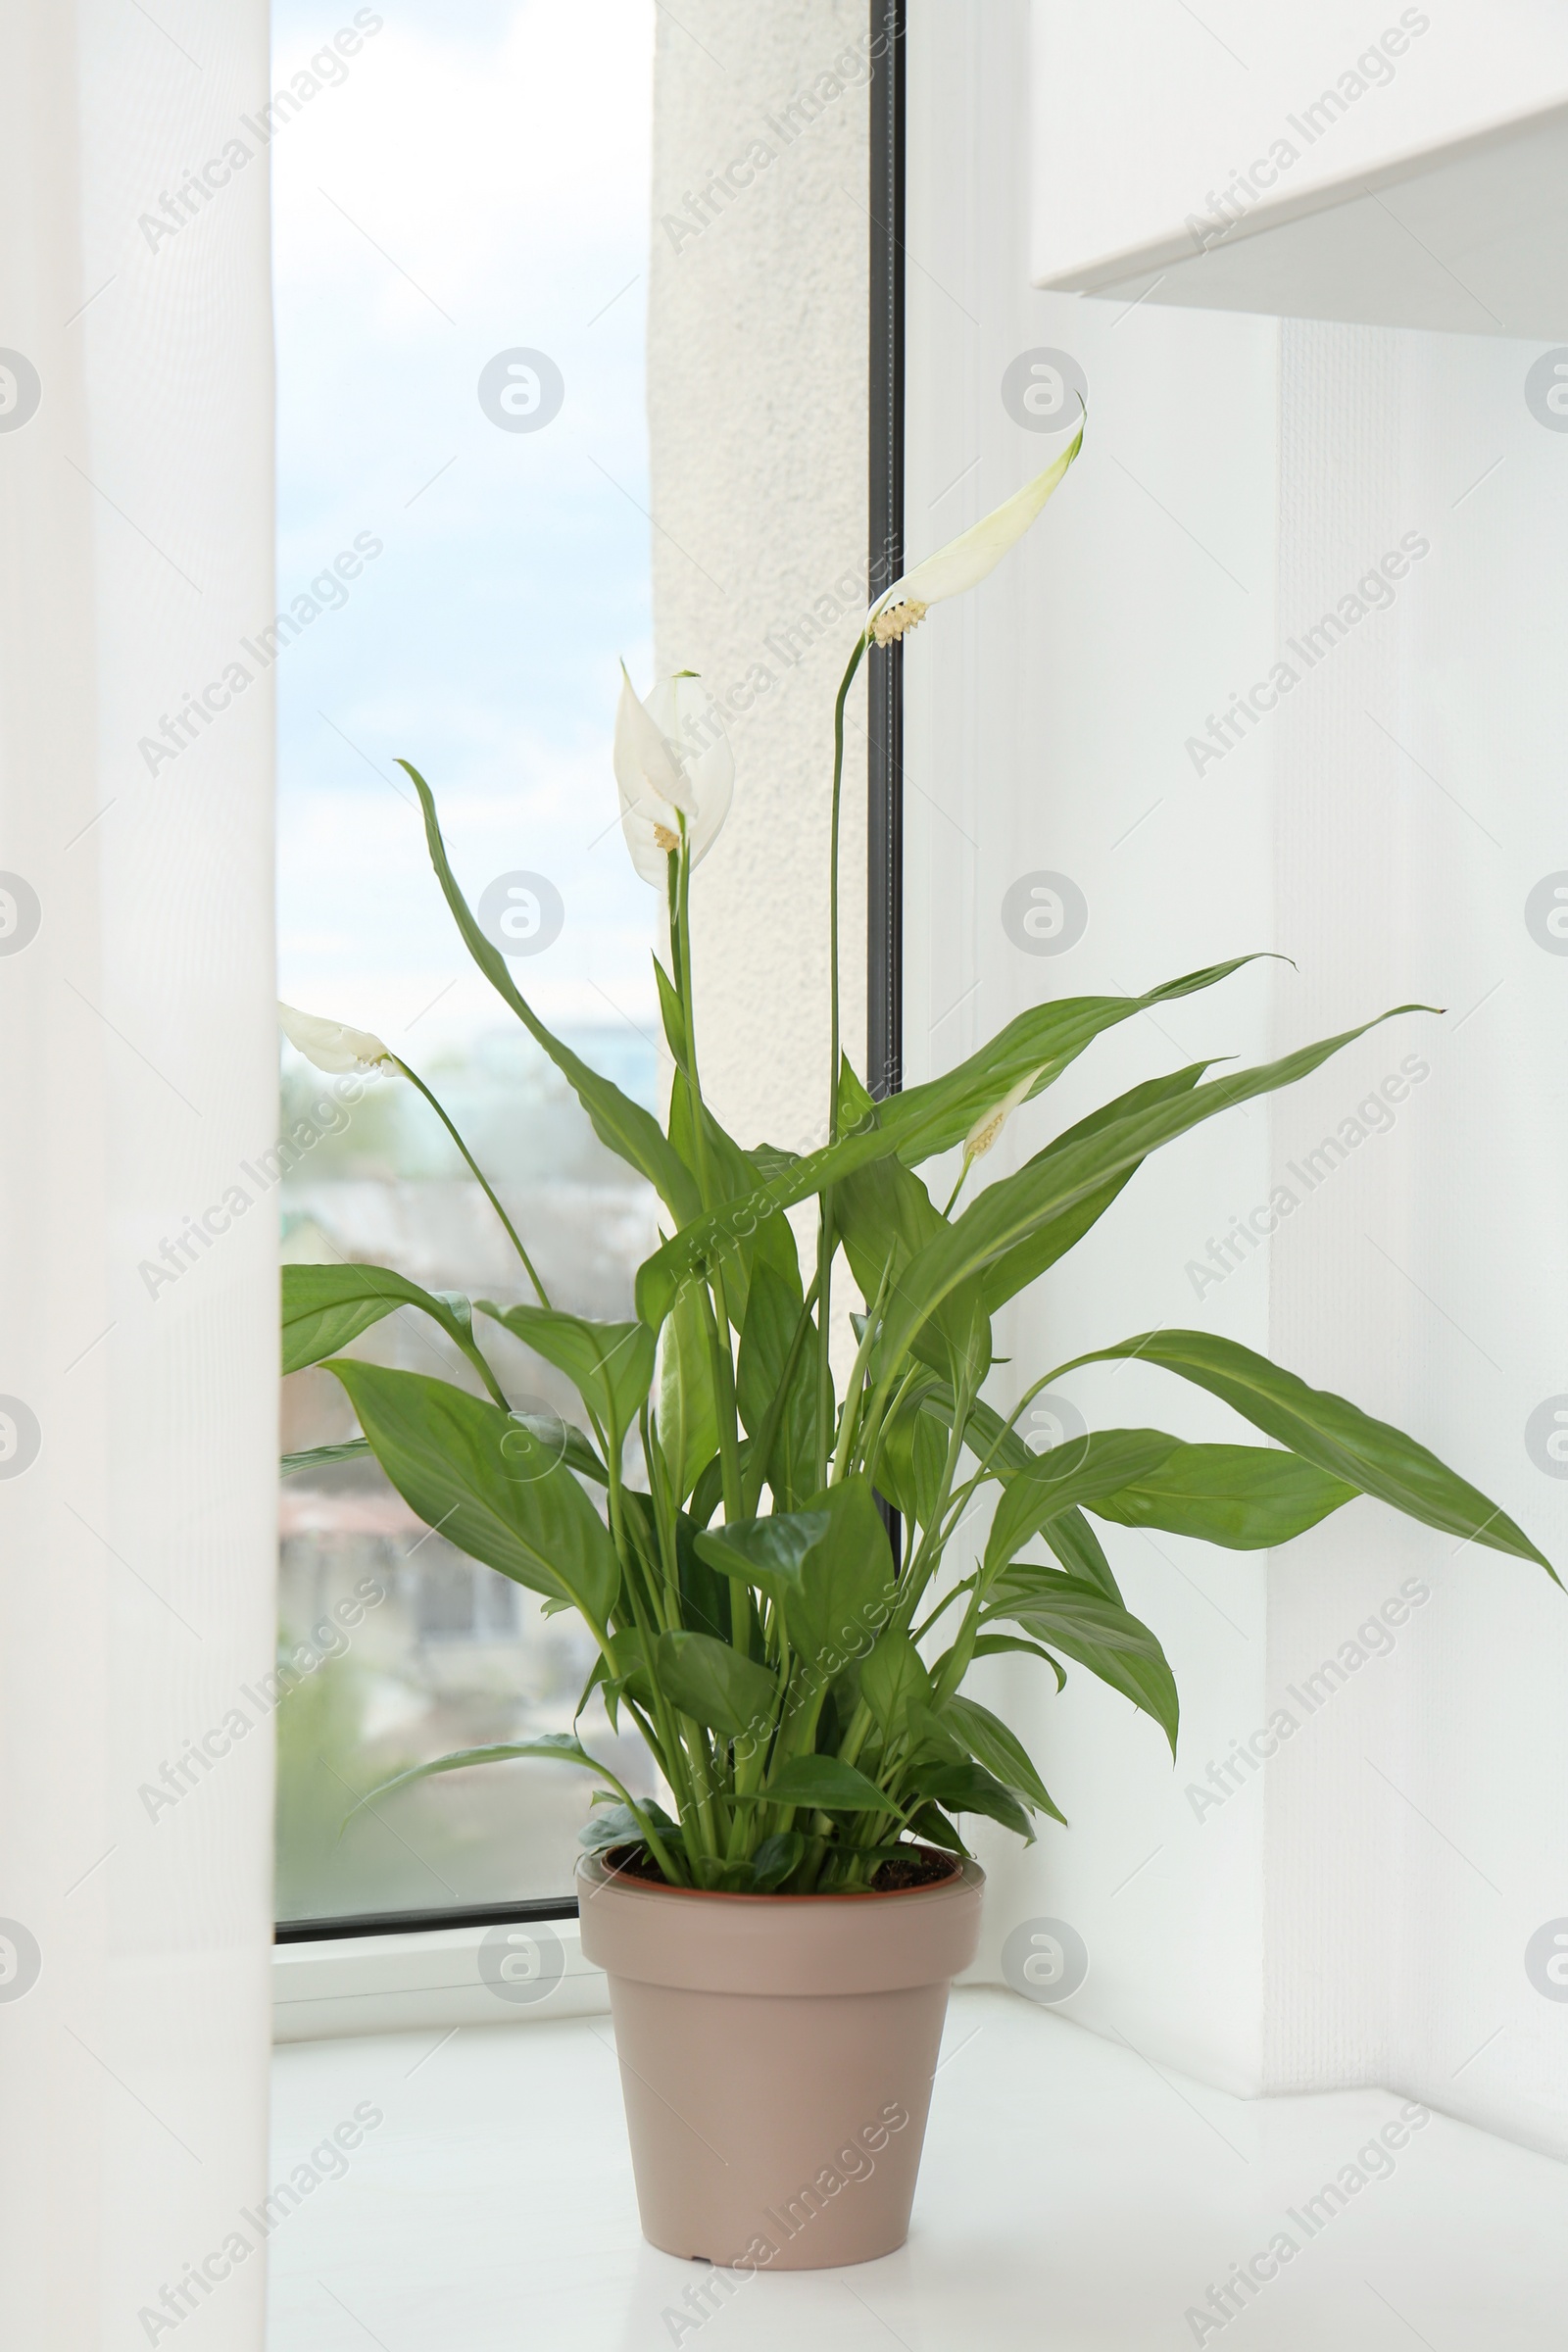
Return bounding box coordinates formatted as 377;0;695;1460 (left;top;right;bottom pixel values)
271;0;659;1918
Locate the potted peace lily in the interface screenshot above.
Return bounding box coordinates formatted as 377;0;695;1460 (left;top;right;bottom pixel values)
278;424;1554;2272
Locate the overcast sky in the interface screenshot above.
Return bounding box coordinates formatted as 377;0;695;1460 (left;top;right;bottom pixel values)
271;0;659;1066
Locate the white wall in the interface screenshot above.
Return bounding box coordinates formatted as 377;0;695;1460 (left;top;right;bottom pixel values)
905;0;1568;2154
904;0;1283;2099
1263;321;1568;2152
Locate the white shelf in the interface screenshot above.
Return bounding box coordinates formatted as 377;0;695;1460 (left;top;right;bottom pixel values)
1044;95;1568;339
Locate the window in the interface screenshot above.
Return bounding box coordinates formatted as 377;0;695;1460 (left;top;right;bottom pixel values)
272;0;664;1921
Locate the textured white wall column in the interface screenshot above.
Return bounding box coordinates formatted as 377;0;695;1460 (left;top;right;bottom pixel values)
647;0;870;1153
0;2;276;2339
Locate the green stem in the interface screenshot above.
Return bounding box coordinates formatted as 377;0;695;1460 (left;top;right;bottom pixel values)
815;632;870;1495
393;1057;551;1307
826;633;868;1149
813;1200;836;1492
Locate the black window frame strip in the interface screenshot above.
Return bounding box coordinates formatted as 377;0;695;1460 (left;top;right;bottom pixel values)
867;0;907;1574
274;1;908;1946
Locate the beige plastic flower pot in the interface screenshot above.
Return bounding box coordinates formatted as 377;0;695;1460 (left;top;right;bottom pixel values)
576;1849;984;2271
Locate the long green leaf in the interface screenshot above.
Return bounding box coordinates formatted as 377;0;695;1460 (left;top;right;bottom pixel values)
1090;1442;1356;1549
874;1006;1432;1381
280;1439;372;1478
700;1478;896;1669
1055;1330;1555;1577
985;1569;1180;1753
941;1694;1066;1824
835;1063;993;1378
478;1300;655;1440
985;1430;1180;1574
635;957;1277;1323
282;1261;490;1381
328;1361;621;1624
652;1630;779;1740
906;1759;1037;1839
735;1260;819;1512
401;759;697;1220
755;1754;904;1816
981;1062;1211;1310
354;1732;612;1814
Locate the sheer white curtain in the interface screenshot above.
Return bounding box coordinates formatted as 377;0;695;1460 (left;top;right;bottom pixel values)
0;2;275;2338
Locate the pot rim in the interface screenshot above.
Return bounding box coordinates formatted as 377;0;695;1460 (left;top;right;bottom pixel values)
580;1842;974;1905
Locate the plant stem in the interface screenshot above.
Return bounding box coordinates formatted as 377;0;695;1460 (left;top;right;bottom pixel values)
816;632;870;1494
392;1057;551;1307
941;1155;973;1218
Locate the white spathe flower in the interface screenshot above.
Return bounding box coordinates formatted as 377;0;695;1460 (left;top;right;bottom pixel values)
613;664;734;886
867;417;1084;646
963;1067;1046;1162
277;1001;394;1075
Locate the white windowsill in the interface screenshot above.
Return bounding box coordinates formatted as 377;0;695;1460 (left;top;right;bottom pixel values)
269;1987;1568;2347
271;1918;996;2041
272;1918;608;2040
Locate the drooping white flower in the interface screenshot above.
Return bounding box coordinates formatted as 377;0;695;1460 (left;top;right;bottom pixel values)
963;1067;1046;1163
613;664;734;885
868;417;1084;646
277;1002;394;1074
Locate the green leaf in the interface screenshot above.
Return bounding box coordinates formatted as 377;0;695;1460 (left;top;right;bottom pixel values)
735;1260;819;1513
695;1508;830;1586
666;1073;801;1328
906;1759;1037;1840
875;1383;951;1529
1058;1330;1555;1577
876;955;1275;1169
749;1831;807;1889
1038;1507;1123;1604
328;1361;621;1625
875;1006;1434;1381
355;1732;611;1815
688;1450;725;1529
860;1633;932;1743
653;1629;779;1740
969;1633;1068;1688
635;957;1280;1323
478;1300;655;1440
987;1568;1180;1754
654;956;688;1067
511;1410;609;1487
280;1439;372;1478
758;1754;904;1816
981;1062;1212;1310
673;1509;735;1641
1090;1442;1356;1549
282;1261;491;1381
658;1278;719;1506
401;759;698;1221
904;1800;970;1854
833;1078;992;1380
985;1429;1179;1575
602;1627;655;1710
578;1795;679;1854
701;1478;896;1669
940;1694;1066;1824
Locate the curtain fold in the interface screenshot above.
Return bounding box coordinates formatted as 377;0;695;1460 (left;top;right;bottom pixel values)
0;2;276;2339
